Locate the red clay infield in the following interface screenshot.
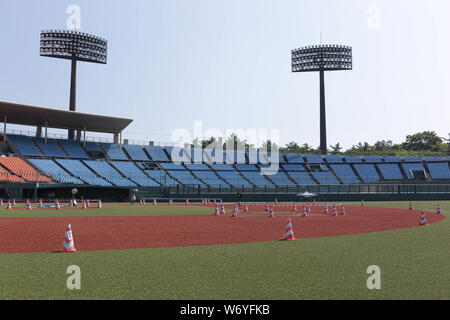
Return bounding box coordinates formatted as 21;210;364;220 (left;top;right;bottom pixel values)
0;205;445;253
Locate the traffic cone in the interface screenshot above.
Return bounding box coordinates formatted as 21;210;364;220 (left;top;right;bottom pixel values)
82;201;87;210
169;199;173;205
275;198;278;206
419;210;428;226
323;204;328;214
331;205;337;217
292;203;297;212
313;199;316;206
409;201;413;210
61;224;76;252
268;206;275;218
39;199;43;207
214;205;220;216
86;200;90;207
0;198;3;206
26;200;32;210
265;203;269;212
69;199;74;207
13;199;16;206
244;203;249;213
436;203;441;214
282;217;296;240
231;207;238;217
220;204;225;214
306;204;311;213
339;205;346;216
213;199;217;205
97;200;102;209
301;206;307;217
220;199;223;205
6;200;11;210
186;199;189;206
361;200;365;208
55;200;61;210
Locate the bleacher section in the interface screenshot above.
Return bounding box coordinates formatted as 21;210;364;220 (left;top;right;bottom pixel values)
354;164;380;183
329;164;360;184
427;162;450;180
2;134;450;188
29;159;83;184
377;164;403;180
402;163;426;179
0;157;51;182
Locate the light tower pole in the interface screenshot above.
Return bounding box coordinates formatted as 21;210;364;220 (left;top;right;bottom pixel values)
292;45;352;154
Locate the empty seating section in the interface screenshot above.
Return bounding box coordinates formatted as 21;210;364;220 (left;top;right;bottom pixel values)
234;164;258;171
364;156;381;162
210;164;235;171
189;148;204;163
100;143;128;160
205;149;226;164
354;164;380;182
0;157;50;182
265;171;295;186
344;156;361;163
145;170;179;185
110;161;159;186
285;153;304;163
305;154;323;163
330;164;360;184
7;135;42;156
287;172;316;185
0;162;24;182
424;156;445;162
192;170;227;186
184;163;210;170
383;156;401;163
282;164;306;171
325;155;343;163
159;163;185;170
216;171;252;187
57;140;88;159
167;170;205;186
123;145;149;161
145;146;170;162
84;160;136;186
240;171;275;187
427;162;450;179
34;138;65;157
377;164;403;179
311;172;340;185
404;156;421;162
84;142;102;152
402;163;425;179
320;165;330;171
56;159;112;186
29;159;83;184
225;150;246;164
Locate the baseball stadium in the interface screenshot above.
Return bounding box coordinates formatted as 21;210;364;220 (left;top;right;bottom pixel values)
0;1;448;304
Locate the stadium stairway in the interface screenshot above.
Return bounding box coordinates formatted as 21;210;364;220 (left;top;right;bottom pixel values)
397;163;409;180
349;163;364;183
373;164;385;182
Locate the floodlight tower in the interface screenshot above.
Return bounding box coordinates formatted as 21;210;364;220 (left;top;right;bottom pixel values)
291;45;352;155
40;30;108;140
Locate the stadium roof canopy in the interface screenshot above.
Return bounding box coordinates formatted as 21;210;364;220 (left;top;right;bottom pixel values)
0;101;132;134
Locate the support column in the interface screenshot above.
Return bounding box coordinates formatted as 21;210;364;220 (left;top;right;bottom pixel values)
76;130;82;142
44;122;48;144
319;70;327;155
3;116;6;142
36;126;42;138
68;58;77;140
113;133;119;144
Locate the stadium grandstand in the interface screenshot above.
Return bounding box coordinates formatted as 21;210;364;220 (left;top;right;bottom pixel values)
0;100;449;201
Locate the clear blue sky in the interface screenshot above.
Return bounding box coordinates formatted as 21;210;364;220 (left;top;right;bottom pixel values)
0;0;448;148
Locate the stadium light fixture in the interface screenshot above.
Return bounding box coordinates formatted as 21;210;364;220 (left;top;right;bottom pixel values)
292;44;352;154
40;30;108;139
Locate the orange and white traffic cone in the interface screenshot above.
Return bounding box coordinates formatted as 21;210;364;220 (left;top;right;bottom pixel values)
214;205;220;216
55;200;61;210
220;199;223;205
231;207;238;217
436;203;441;214
301;206;307;217
331;205;337;217
275;198;278;206
419;210;428;226
97;200;102;209
6;200;11;210
186;199;189;206
69;199;74;207
82;201;87;210
220;204;226;214
313;199;316;206
282;217;296;240
39;199;43;207
361;200;365;207
169;199;173;205
265;203;269;212
268;206;275;218
244;203;249;213
306;204;311;213
0;198;3;206
292;203;297;212
323;204;328;214
213;199;217;206
61;224;76;252
409;201;413;210
12;199;16;206
339;205;346;216
26;200;32;210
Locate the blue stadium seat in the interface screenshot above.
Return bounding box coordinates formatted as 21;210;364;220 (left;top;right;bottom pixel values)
123;145;149;161
56;159;112;186
364;156;381;163
110;161;159;186
240;171;275;187
7;135;42;156
100;143;128;160
34;138;66;157
286;172;316;185
265;171;296;186
145;146;170;162
285;153;305;163
325;155;343;163
167;170;206;186
402;163;425;179
159;163;185;170
184;163;210;170
210;164;235;171
84;160;136;186
145;170;179;186
216;171;252;187
427;162;450;179
311;171;340;184
281;164;306;171
57;139;89;159
344;156;362;163
192;170;228;187
383;156;401;163
305;154;323;163
234;164;258;171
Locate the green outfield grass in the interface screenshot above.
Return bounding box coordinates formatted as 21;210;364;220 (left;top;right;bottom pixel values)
0;201;448;300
